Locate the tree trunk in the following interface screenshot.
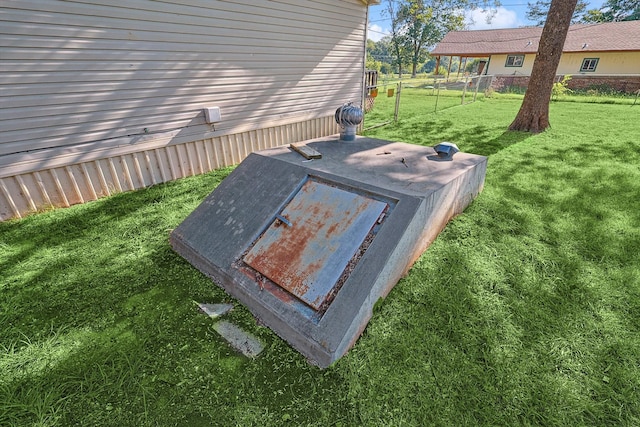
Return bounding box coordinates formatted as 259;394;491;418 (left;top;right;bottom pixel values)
509;0;578;133
395;48;403;78
411;40;419;78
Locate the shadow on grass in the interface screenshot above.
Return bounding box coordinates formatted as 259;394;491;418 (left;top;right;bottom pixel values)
353;109;637;425
462;130;531;157
0;165;358;426
0;170;230;422
3;104;639;425
354;131;640;423
366;118;532;157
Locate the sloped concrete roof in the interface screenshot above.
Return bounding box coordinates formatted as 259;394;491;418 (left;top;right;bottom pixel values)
171;136;487;367
431;20;640;56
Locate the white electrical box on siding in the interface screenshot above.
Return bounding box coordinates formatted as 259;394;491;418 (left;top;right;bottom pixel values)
204;107;222;123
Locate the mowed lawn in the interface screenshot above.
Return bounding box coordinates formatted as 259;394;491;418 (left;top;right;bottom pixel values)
1;95;639;426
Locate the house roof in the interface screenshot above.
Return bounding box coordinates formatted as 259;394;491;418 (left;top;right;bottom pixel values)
430;20;640;57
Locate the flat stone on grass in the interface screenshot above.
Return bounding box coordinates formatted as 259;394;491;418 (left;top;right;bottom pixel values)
197;302;234;319
213;320;264;358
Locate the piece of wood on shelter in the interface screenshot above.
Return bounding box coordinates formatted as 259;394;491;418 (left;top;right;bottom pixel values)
290;143;322;159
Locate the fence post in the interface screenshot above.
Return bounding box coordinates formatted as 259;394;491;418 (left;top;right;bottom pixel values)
461;75;469;105
473;75;482;102
394;82;402;122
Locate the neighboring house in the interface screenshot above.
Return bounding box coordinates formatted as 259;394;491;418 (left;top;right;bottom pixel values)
0;0;380;221
431;20;640;93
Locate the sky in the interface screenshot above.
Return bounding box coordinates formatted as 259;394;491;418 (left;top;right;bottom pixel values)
367;0;608;41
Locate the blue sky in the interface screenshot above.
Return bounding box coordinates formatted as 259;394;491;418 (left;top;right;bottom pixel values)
367;0;607;41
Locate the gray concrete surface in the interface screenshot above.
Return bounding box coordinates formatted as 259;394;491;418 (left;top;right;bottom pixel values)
170;136;487;367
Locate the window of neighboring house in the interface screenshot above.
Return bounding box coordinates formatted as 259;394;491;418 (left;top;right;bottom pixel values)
505;55;524;67
580;58;599;72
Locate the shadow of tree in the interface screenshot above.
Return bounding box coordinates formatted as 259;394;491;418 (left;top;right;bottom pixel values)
0;165;358;425
2;107;640;425
0;169;233;333
366;117;532;157
461;130;531;157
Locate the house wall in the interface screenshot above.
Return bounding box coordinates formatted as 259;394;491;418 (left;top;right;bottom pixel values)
558;51;640;75
486;54;535;76
563;75;640;92
0;0;368;221
487;50;640;94
490;76;531;92
487;51;640;77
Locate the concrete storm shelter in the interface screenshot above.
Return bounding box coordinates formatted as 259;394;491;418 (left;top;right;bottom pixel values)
171;136;487;367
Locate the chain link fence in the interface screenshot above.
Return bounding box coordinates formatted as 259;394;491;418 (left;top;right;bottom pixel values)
363;74;494;131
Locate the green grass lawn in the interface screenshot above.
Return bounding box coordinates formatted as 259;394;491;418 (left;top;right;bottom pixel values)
1;95;639;426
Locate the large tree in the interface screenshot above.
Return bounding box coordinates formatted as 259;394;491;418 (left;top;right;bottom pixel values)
509;0;579;133
398;0;465;77
367;36;394;64
383;0;411;78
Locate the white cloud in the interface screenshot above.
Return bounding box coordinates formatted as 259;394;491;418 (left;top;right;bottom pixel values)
465;7;522;30
367;23;389;42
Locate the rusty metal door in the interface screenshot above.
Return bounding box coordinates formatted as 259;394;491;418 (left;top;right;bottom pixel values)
244;179;387;310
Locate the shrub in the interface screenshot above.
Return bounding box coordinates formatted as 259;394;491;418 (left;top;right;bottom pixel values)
552;75;572;100
484;86;495;98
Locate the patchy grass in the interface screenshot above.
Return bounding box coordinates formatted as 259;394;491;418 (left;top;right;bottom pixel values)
2;99;639;426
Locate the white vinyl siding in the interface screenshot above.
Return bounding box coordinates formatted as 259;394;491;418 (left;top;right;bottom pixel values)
0;0;368;220
487;54;534;75
1;0;366;164
488;52;640;77
557;52;640;75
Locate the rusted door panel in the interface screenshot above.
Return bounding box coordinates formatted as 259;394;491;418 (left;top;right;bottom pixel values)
244;179;386;310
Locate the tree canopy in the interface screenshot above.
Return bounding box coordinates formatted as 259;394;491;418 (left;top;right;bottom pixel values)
380;0;496;78
582;0;640;22
526;0;588;25
397;0;465;77
527;0;639;24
